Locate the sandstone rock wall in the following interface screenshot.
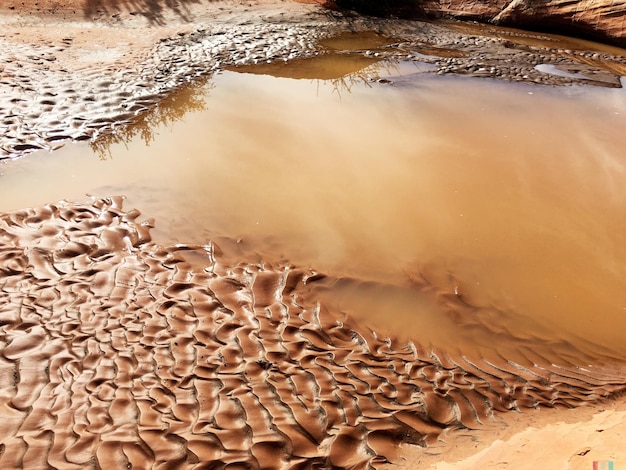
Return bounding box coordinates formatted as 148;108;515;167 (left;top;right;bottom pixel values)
332;0;626;48
419;0;626;47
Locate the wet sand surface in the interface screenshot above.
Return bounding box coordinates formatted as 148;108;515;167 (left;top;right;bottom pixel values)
3;1;626;468
2;56;626;467
1;196;625;469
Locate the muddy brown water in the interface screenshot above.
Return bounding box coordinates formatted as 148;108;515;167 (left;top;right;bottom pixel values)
2;54;626;368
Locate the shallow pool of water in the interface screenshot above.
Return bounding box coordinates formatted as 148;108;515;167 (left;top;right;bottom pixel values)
3;59;626;364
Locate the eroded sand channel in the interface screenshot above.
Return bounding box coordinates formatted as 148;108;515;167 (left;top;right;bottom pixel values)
2;47;626;467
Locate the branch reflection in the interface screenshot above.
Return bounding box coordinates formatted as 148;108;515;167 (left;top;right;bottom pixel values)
226;54;407;93
90;77;213;160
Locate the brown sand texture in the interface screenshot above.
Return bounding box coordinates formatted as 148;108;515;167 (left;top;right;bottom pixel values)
1;197;626;469
3;1;626;468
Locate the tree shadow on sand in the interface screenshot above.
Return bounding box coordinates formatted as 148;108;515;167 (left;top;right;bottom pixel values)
83;0;210;25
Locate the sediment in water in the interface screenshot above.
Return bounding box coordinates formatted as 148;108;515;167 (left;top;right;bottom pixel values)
1;197;625;468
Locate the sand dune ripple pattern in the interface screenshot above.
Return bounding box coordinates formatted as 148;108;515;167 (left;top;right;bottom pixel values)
1;198;625;469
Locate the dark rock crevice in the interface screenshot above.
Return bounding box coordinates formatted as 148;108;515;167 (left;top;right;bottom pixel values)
330;0;626;48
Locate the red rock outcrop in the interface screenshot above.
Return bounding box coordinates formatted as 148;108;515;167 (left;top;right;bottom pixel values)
419;0;626;47
330;0;626;47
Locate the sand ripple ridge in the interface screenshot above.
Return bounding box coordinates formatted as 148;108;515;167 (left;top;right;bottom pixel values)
1;198;625;469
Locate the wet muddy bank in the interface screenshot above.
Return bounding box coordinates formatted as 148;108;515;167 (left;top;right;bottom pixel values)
1;197;625;469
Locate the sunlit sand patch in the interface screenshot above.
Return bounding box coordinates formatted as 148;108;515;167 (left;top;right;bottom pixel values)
1;197;625;468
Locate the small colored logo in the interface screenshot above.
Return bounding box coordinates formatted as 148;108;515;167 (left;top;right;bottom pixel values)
593;461;615;470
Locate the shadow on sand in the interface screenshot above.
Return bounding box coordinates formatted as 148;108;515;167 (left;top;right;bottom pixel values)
83;0;208;25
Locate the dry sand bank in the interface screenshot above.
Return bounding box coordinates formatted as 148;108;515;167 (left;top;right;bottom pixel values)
0;197;625;468
394;397;626;469
2;0;626;159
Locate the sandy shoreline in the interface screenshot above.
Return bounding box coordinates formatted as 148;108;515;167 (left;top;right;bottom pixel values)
0;0;343;158
2;1;626;468
395;397;626;469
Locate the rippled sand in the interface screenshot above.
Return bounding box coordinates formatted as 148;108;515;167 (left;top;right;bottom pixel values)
3;1;626;467
1;197;625;468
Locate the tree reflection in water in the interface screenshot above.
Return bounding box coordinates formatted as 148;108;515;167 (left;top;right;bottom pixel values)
90;77;213;160
88;54;409;159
